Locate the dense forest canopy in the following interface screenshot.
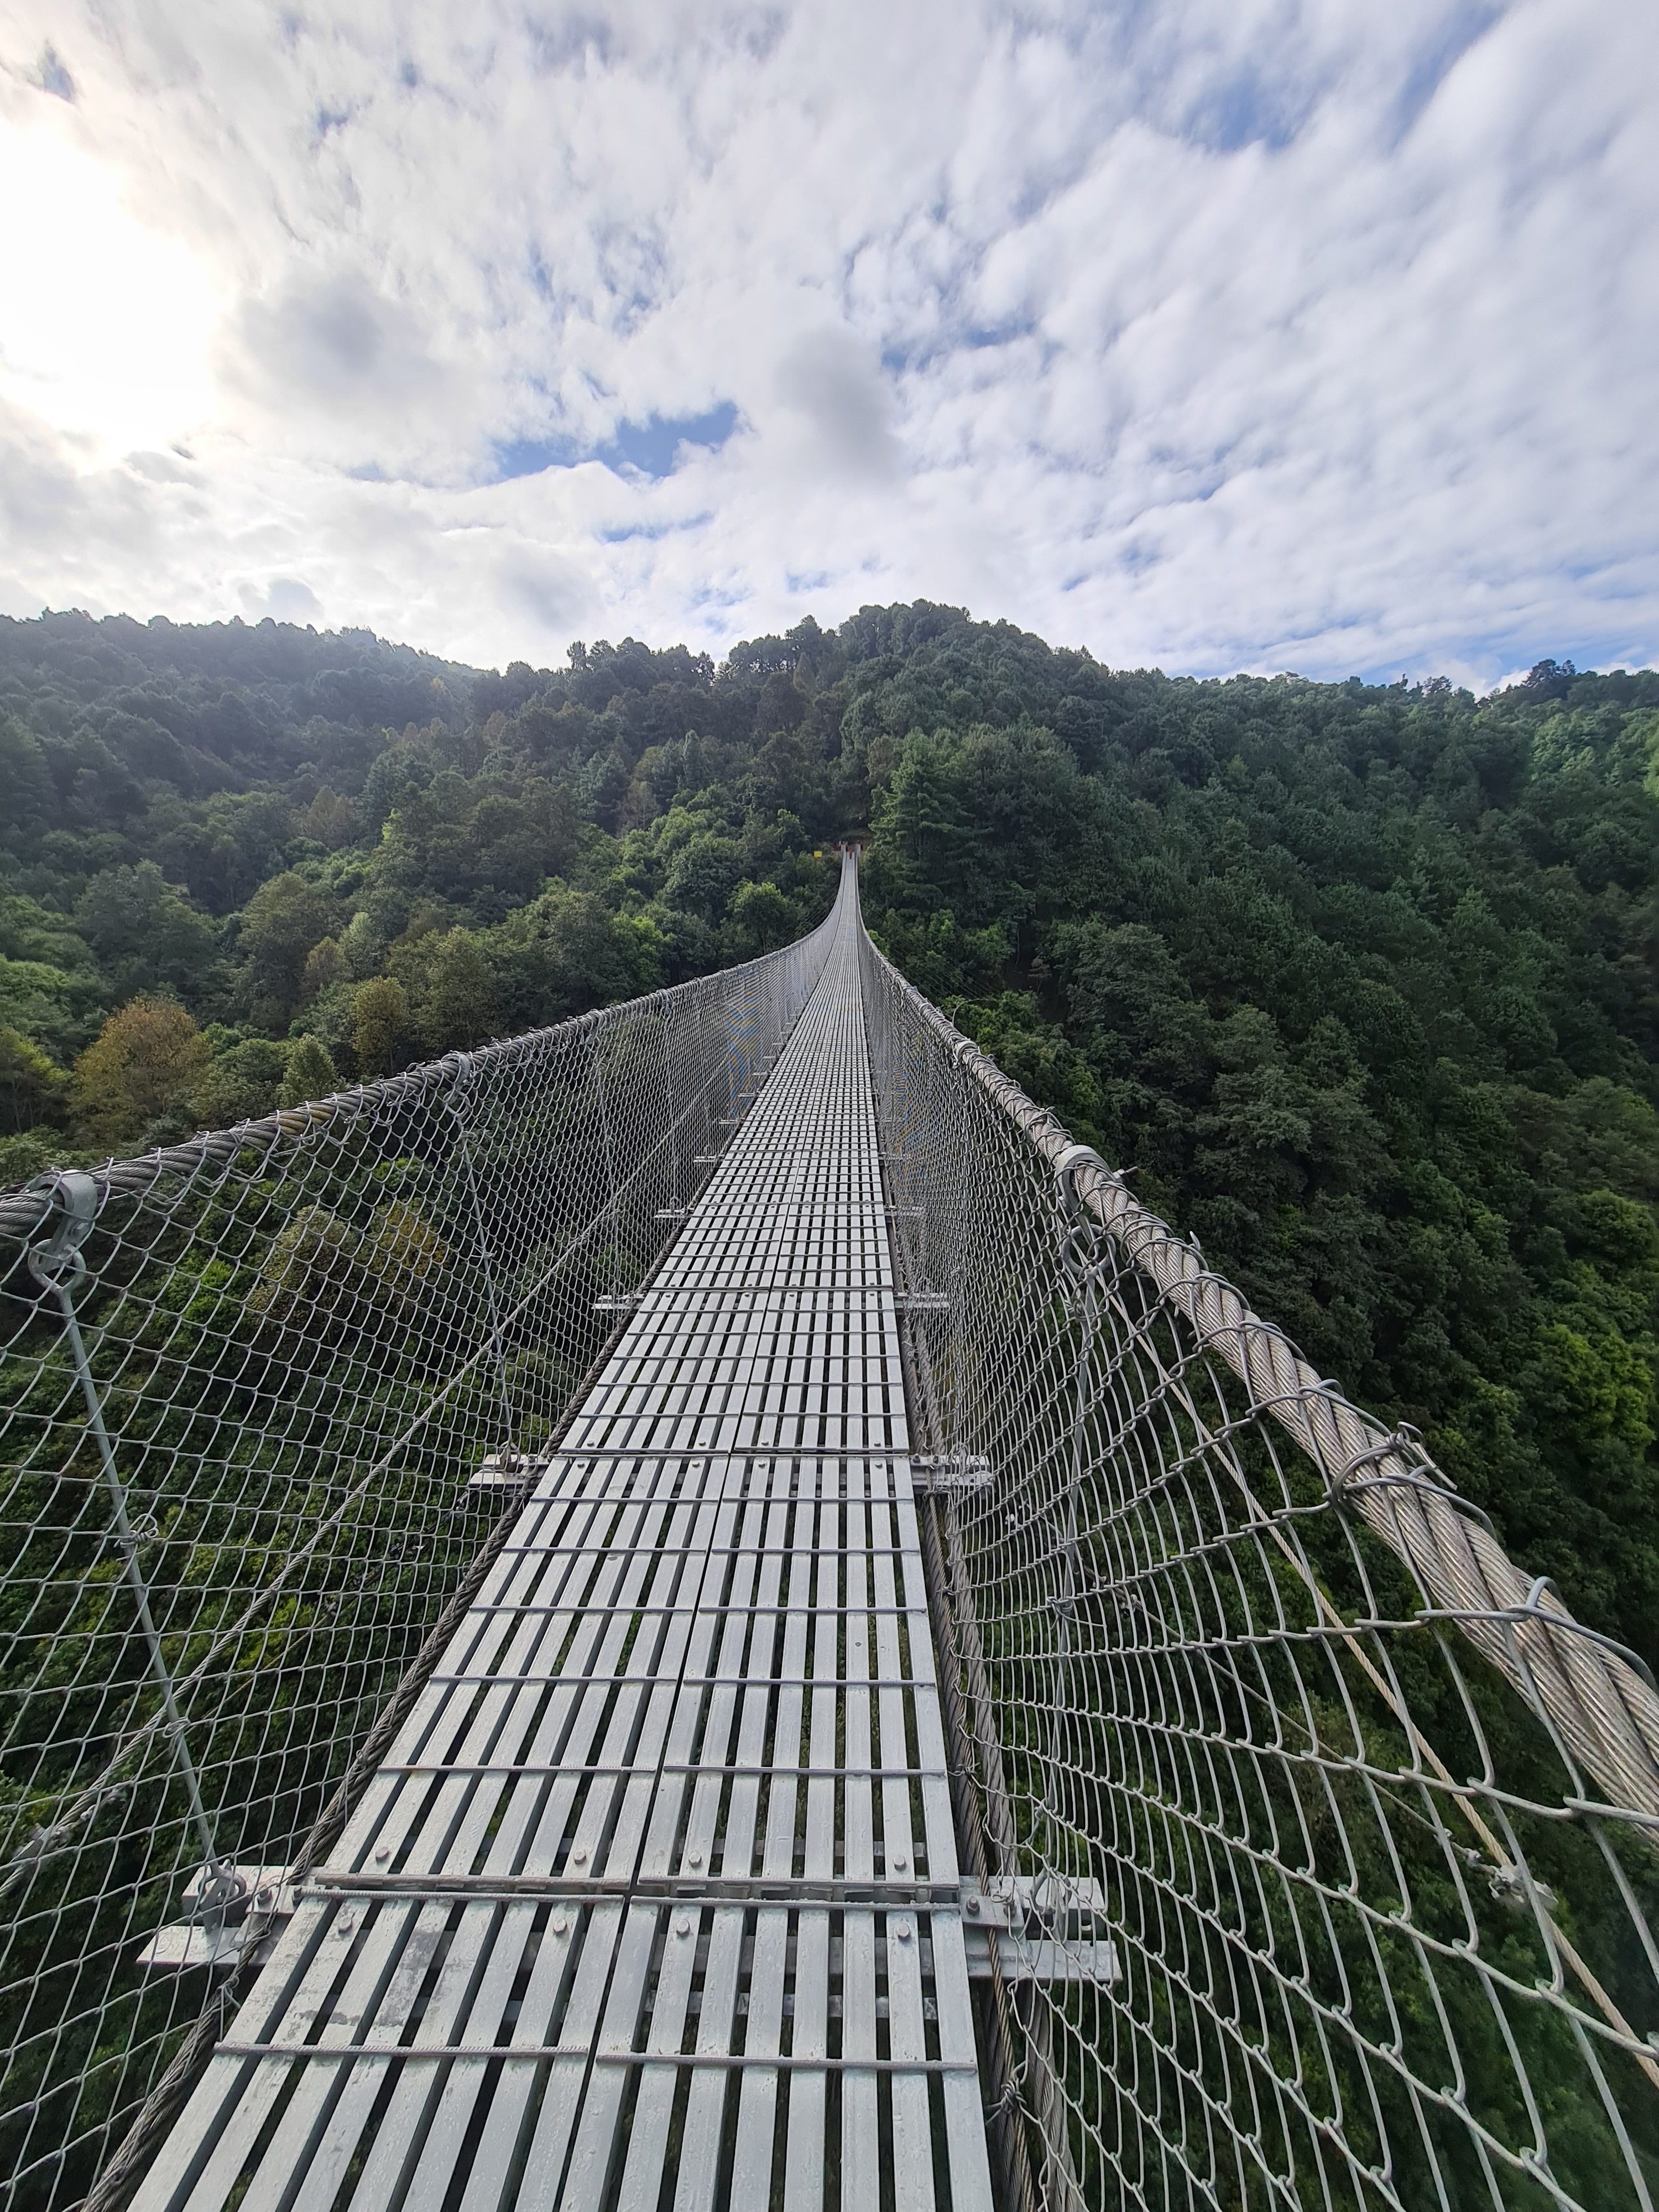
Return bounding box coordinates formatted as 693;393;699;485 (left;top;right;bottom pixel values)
4;603;1659;1670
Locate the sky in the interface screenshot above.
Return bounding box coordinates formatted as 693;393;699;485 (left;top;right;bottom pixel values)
0;1;1653;686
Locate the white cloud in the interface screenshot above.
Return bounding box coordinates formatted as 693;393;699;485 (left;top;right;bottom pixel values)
773;331;901;484
0;0;1652;682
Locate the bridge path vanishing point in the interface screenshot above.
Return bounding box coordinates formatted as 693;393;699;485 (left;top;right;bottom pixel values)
132;857;997;2212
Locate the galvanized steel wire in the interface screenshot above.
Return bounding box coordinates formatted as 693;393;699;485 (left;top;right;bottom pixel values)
860;909;1659;2210
0;914;835;2212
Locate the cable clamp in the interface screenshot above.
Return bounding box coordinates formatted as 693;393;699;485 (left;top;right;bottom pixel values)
1055;1142;1111;1220
25;1170;99;1292
1329;1430;1498;1540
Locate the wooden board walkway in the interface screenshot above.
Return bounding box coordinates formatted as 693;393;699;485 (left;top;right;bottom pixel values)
132;870;995;2212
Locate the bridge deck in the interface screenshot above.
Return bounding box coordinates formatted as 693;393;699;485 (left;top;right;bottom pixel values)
134;891;994;2211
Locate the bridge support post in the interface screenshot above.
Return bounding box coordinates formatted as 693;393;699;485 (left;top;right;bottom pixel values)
445;1061;516;1448
25;1173;239;1919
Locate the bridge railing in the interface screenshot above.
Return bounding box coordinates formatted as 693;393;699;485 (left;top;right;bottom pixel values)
859;916;1659;2212
0;904;837;2212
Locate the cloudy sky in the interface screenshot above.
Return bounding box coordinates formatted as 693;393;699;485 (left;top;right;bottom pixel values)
0;1;1653;684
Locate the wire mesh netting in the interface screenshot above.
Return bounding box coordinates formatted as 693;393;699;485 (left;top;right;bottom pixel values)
0;909;836;2212
5;853;1659;2212
860;915;1659;2212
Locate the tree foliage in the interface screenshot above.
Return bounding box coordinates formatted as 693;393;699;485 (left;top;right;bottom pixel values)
2;602;1658;1670
0;1026;63;1134
350;977;409;1078
68;999;211;1149
279;1034;338;1107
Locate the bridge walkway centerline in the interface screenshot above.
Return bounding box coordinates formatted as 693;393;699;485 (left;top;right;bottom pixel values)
132;858;997;2212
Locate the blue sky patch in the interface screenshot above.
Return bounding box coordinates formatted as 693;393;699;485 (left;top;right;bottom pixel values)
598;405;739;478
492;436;578;481
1181;69;1308;155
490;406;738;485
1387;7;1502;144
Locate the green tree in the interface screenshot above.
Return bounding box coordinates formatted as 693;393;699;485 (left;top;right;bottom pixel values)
70;997;212;1148
0;1025;65;1133
0;1128;56;1187
351;977;410;1077
194;1036;288;1126
664;833;745;921
300;786;357;846
0;718;51;830
302;937;342;1002
280;1035;340;1107
420;930;498;1053
237;873;333;1020
72;862;218;1003
0;956;105;1063
727;879;796;956
339;911;386;982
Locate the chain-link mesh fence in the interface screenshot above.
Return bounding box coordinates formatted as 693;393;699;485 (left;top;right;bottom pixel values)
8;856;1659;2212
0;908;836;2212
860;916;1659;2212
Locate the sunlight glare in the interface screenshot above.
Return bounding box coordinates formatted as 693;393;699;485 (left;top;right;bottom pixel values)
0;123;219;455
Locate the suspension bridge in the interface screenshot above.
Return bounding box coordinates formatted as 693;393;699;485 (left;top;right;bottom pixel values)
3;851;1659;2211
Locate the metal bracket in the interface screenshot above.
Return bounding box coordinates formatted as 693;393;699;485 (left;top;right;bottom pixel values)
592;1293;641;1315
960;1876;1121;1985
961;1882;1021;1931
467;1451;546;1498
911;1454;994;1496
137;1863;293;1972
24;1168;98;1290
1055;1143;1110;1221
654;1208;689;1224
894;1290;950;1314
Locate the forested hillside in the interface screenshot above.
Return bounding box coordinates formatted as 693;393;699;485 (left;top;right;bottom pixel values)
4;602;1659;1668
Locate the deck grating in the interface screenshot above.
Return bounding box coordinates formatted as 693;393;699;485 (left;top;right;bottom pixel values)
132;872;995;2212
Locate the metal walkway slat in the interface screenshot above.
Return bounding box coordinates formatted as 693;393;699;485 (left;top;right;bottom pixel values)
133;867;995;2212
